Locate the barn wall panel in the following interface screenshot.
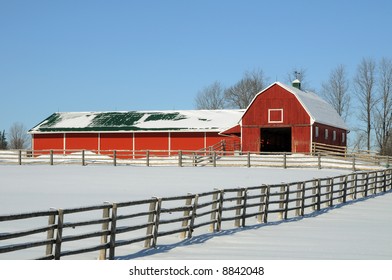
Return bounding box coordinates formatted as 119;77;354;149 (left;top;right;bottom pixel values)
135;133;169;156
241;127;260;152
313;123;346;147
292;126;311;153
66;133;99;151
170;132;205;152
100;133;133;151
33;134;64;153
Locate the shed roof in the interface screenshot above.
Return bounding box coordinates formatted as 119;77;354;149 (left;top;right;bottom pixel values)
243;82;349;130
29;110;244;133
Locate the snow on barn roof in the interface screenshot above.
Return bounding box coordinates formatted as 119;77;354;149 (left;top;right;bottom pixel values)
29;110;245;133
246;82;349;130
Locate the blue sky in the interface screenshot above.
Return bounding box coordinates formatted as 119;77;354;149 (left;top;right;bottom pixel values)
1;0;391;135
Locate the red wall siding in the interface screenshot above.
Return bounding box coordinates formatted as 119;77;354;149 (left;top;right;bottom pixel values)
33;134;63;153
134;133;169;156
241;84;312;153
171;132;205;151
292;126;311;153
313;123;346;146
66;133;99;151
100;133;133;150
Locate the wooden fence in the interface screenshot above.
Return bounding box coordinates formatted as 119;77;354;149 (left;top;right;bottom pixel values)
1;168;391;260
0;149;390;170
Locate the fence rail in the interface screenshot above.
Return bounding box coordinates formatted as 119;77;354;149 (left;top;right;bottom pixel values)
0;149;390;170
1;168;391;260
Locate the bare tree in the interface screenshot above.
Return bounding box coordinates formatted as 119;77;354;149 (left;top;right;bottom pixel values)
9;122;29;149
224;69;268;109
353;58;377;151
286;67;312;90
375;57;392;155
194;81;226;109
320;64;350;120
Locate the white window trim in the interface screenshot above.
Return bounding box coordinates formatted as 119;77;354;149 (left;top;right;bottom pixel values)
268;109;284;123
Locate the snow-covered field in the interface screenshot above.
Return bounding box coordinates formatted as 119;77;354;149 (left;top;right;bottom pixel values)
1;165;391;260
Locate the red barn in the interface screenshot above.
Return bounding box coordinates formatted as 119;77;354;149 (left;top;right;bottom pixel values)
222;81;348;153
29;81;348;155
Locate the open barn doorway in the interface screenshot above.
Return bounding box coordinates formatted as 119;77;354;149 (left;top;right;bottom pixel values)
260;128;291;152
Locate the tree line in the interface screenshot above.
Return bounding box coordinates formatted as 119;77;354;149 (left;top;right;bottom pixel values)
194;58;392;155
0;123;30;150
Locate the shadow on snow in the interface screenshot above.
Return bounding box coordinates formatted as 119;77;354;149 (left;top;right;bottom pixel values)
115;190;392;260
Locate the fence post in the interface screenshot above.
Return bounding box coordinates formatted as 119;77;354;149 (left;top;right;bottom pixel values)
241;188;248;227
295;183;302;216
178;151;182;167
235;189;243;227
352;155;356;171
329;178;334;206
45;208;57;257
18;150;22;165
364;172;369;197
342;176;348;203
113;150;117;166
144;199;158;248
257;185;267;223
209;191;219;232
213;151;217;167
180;195;194;239
192;152;197;167
278;185;285;220
82;150;85;166
317;179;321;211
188;194;199;238
216;190;224;231
152;198;162;247
146;150;150;167
263;186;270;223
283;153;287;169
247;152;251;168
54;209;64;260
108;203;118;260
98;202;111;260
284;185;289;219
50;150;54;166
318;153;321;169
312;180;317;211
300;182;306;216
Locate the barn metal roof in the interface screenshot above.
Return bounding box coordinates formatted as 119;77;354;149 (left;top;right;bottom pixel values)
29;110;244;133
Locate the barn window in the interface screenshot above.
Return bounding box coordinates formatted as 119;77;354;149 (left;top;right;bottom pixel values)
325;129;328;139
268;109;283;123
315;126;319;138
342;132;345;143
333;131;336;141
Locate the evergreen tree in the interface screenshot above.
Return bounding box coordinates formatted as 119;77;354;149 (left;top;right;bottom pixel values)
0;130;8;149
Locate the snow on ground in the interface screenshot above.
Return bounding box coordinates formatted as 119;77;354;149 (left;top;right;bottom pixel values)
1;165;391;260
0;165;351;214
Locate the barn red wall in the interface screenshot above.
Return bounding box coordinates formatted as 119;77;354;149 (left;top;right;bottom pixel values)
241;84;312;153
33;134;63;153
134;133;169;156
66;133;99;151
313;123;346;147
170;132;205;152
100;133;133;150
292;126;311;153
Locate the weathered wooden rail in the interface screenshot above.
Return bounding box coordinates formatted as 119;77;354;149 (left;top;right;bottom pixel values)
1;168;391;260
0;149;390;170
